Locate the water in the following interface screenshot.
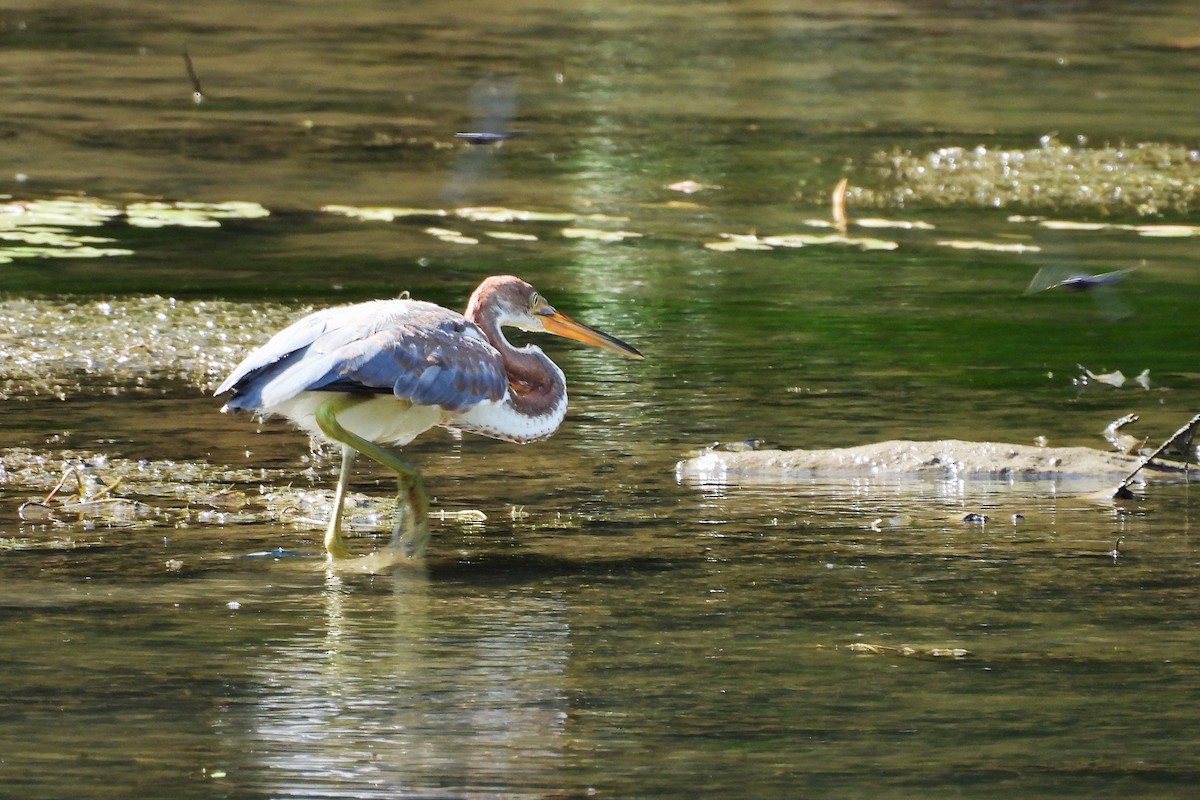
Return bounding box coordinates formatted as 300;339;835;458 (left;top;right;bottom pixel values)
2;1;1200;797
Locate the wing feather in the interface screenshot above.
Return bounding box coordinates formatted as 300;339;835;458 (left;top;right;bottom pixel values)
218;299;509;413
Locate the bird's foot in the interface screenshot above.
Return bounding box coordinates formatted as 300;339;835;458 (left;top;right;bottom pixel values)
389;503;430;560
324;520;352;561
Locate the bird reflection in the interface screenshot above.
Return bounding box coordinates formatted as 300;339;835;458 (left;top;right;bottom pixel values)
228;568;571;796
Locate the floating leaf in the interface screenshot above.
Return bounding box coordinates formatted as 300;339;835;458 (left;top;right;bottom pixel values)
561;227;643;242
126;200;270;228
853;217;936;230
704;233;773;252
322;204;447;221
762;233;898;251
424;227;478;245
484;231;539;241
1036;220;1114;231
1023;218;1198;237
456;206;576;223
1134;224;1199;237
666;179;720;194
937;239;1041;253
1077;365;1127;388
1;197;122;227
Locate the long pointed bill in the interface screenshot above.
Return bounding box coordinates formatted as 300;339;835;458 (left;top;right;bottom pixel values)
541;310;644;359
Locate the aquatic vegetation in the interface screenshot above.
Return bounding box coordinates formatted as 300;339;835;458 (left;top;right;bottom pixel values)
484;231;539;241
937;239;1041;253
0;196;268;264
424;226;479;245
863;137;1200;214
0;295;300;398
666;179;720;194
0;445;465;542
0;198;131;263
705;231;897;251
124;200;270;228
455;206;577;223
321;204;448;221
761;232;898;251
1012;217;1200;237
561;227;643;242
703;233;774;252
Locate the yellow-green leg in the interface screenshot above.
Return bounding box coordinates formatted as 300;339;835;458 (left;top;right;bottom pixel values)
323;444;356;559
315;396;431;561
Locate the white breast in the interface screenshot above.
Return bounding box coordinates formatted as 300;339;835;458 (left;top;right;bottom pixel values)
446;389;568;444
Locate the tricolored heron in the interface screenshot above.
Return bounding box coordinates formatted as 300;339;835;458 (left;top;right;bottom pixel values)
216;275;643;561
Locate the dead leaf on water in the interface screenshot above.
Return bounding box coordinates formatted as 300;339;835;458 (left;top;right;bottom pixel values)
424;227;479;245
484;231;539;241
1134;224;1199;237
666;179;720;194
853;217;936;230
938;239;1041;253
762;233;898;251
704;233;773;252
561;227;643;242
456;206;577;223
322;204;448;222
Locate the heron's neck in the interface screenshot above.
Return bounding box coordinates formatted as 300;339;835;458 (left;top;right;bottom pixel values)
475;316;567;422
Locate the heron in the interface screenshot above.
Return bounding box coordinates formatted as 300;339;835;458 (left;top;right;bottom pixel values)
216;275;643;561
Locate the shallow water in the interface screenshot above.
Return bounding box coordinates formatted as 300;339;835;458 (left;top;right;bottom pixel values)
2;1;1200;798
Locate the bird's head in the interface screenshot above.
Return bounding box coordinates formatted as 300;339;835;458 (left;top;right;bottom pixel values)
467;275;644;359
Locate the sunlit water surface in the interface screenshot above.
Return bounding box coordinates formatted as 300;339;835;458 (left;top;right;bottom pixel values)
2;2;1199;798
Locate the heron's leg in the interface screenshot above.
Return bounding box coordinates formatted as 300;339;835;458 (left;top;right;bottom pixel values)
315;396;431;559
323;444;356;560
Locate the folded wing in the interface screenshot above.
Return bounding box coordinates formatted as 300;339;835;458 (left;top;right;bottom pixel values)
217;299;509;413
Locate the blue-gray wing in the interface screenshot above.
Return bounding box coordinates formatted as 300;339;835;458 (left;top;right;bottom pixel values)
217;299;509;413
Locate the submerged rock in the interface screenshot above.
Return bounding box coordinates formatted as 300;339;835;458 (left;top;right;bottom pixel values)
677;439;1187;485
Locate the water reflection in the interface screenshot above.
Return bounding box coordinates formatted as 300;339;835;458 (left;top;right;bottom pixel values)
237;566;570;797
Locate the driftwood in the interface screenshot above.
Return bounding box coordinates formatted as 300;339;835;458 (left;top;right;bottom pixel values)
1115;412;1200;498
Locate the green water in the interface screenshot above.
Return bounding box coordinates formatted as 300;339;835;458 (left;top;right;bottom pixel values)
2;2;1199;798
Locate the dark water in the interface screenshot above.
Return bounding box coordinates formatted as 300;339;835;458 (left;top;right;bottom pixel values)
2;2;1200;798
